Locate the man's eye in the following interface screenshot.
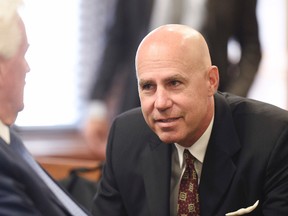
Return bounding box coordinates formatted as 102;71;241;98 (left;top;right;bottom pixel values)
142;83;153;90
170;80;181;86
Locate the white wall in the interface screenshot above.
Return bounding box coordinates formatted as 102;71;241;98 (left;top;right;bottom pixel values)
248;0;288;110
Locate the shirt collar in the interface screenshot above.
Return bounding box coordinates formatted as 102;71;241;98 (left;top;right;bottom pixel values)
0;120;10;144
175;115;214;168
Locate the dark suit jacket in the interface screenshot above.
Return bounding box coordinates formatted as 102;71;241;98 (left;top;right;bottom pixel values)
90;0;261;114
0;130;90;216
92;92;288;216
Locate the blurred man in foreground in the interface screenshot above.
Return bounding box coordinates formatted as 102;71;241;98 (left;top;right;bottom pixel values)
0;0;90;215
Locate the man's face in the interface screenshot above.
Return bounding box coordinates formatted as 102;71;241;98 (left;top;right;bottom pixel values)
137;41;216;147
0;19;30;124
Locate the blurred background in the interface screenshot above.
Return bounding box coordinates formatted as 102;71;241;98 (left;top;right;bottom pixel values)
17;0;287;130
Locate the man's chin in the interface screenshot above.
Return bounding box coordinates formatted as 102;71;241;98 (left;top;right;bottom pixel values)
18;102;25;112
157;132;180;144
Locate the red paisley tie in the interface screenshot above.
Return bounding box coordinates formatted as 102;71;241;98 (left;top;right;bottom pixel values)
177;149;200;216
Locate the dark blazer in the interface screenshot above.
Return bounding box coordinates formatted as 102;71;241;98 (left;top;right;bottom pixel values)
89;0;261;114
0;130;90;216
92;92;288;216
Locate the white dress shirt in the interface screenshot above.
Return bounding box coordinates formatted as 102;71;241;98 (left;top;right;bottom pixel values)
170;116;214;216
0;120;10;144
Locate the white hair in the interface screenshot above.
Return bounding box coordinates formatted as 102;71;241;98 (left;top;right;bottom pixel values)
0;0;23;59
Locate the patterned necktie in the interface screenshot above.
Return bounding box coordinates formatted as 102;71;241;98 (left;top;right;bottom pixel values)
10;132;88;216
177;149;200;216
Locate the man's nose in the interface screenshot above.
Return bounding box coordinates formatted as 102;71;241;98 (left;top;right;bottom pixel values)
25;60;30;73
154;88;172;110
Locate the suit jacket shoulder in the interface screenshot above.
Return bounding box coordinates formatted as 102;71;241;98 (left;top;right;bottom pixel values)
200;92;288;215
93;107;172;216
0;132;74;216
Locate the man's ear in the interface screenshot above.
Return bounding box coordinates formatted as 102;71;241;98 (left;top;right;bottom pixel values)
208;65;219;96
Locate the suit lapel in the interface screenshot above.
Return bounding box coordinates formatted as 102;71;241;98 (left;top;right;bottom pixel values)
140;134;172;216
199;93;241;215
138;92;241;215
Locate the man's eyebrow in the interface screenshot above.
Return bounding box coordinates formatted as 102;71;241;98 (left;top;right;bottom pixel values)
138;74;185;85
138;79;153;86
163;74;185;82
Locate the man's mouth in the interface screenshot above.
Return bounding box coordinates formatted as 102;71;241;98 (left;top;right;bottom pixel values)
157;117;179;123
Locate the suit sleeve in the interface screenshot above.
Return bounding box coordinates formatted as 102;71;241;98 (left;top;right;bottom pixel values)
262;126;288;215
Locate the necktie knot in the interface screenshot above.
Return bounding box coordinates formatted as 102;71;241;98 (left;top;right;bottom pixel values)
184;149;195;165
184;150;196;175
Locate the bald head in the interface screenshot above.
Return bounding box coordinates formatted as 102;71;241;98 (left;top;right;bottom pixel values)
136;24;219;146
136;24;212;76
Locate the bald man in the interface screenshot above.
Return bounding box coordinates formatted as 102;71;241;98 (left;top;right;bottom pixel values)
92;24;288;216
